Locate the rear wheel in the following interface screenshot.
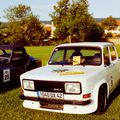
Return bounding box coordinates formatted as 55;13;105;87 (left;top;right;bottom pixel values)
96;86;107;114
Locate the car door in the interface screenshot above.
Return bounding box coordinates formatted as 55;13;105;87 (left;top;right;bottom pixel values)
109;46;120;87
104;46;115;93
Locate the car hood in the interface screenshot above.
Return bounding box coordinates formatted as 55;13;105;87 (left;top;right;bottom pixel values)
20;65;104;82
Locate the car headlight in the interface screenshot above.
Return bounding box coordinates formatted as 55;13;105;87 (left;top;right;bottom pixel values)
23;80;35;90
65;83;81;94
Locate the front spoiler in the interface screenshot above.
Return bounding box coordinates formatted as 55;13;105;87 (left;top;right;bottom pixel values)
20;94;91;105
20;94;97;114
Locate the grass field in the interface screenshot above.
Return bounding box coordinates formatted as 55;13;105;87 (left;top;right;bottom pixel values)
0;45;120;120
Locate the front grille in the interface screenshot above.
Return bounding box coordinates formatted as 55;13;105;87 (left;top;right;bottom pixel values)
34;81;65;93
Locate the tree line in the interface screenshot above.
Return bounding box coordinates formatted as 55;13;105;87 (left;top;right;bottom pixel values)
0;0;118;46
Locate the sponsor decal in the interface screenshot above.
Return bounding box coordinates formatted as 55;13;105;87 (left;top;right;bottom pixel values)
53;69;69;73
3;69;10;82
73;56;81;65
52;69;85;75
59;71;85;76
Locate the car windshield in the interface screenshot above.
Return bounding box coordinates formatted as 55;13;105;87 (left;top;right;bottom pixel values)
0;49;12;62
48;46;102;66
0;49;11;57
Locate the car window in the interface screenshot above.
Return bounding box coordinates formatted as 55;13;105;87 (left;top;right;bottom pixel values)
13;51;23;56
0;49;11;63
12;50;25;60
50;49;64;63
66;49;74;60
103;47;110;65
0;49;11;56
0;50;4;56
109;46;117;61
49;47;102;66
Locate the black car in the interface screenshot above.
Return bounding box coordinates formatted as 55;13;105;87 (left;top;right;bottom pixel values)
0;45;41;85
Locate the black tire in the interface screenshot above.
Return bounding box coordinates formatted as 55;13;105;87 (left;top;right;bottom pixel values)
96;86;107;114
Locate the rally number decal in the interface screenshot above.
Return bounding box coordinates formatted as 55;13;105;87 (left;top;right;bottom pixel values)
3;69;10;82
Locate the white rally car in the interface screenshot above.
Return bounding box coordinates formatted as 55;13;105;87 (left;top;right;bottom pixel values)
20;42;120;114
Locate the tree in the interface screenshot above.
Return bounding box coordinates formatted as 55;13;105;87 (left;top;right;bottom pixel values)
3;4;45;45
85;23;104;42
101;16;118;30
50;0;70;40
3;15;45;45
4;4;32;22
50;0;103;42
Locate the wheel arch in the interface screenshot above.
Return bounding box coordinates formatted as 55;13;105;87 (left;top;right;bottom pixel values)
92;80;108;111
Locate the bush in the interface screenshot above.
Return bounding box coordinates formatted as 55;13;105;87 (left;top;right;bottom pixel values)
106;32;113;38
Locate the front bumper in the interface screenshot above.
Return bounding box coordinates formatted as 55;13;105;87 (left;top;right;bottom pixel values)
20;94;91;105
20;94;97;114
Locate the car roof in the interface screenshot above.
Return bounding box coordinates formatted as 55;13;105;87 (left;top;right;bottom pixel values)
0;45;26;53
56;42;114;48
0;44;25;50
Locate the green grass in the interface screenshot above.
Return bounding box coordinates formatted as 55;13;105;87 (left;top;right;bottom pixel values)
115;44;120;57
0;45;120;120
25;46;55;66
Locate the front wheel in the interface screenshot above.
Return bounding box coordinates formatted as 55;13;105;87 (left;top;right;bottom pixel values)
96;86;107;114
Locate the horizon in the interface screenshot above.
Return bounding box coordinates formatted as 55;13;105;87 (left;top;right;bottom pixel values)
1;18;120;24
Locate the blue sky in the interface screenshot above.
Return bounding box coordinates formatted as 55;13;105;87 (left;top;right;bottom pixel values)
0;0;120;22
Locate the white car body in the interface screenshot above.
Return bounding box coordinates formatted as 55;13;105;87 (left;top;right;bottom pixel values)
20;42;120;114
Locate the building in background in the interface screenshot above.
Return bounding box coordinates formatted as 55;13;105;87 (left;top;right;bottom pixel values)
44;22;56;39
104;20;120;36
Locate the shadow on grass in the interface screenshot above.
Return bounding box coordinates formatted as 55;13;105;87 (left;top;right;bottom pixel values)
0;80;20;93
107;85;120;109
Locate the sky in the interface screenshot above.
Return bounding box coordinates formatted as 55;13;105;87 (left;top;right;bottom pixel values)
0;0;120;22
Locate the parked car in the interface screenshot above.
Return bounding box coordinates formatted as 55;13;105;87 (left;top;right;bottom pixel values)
0;45;41;86
20;42;120;114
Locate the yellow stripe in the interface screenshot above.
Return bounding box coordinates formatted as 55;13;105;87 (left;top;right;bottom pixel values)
60;71;85;76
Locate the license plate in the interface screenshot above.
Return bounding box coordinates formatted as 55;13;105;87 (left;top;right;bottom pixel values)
40;91;63;99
